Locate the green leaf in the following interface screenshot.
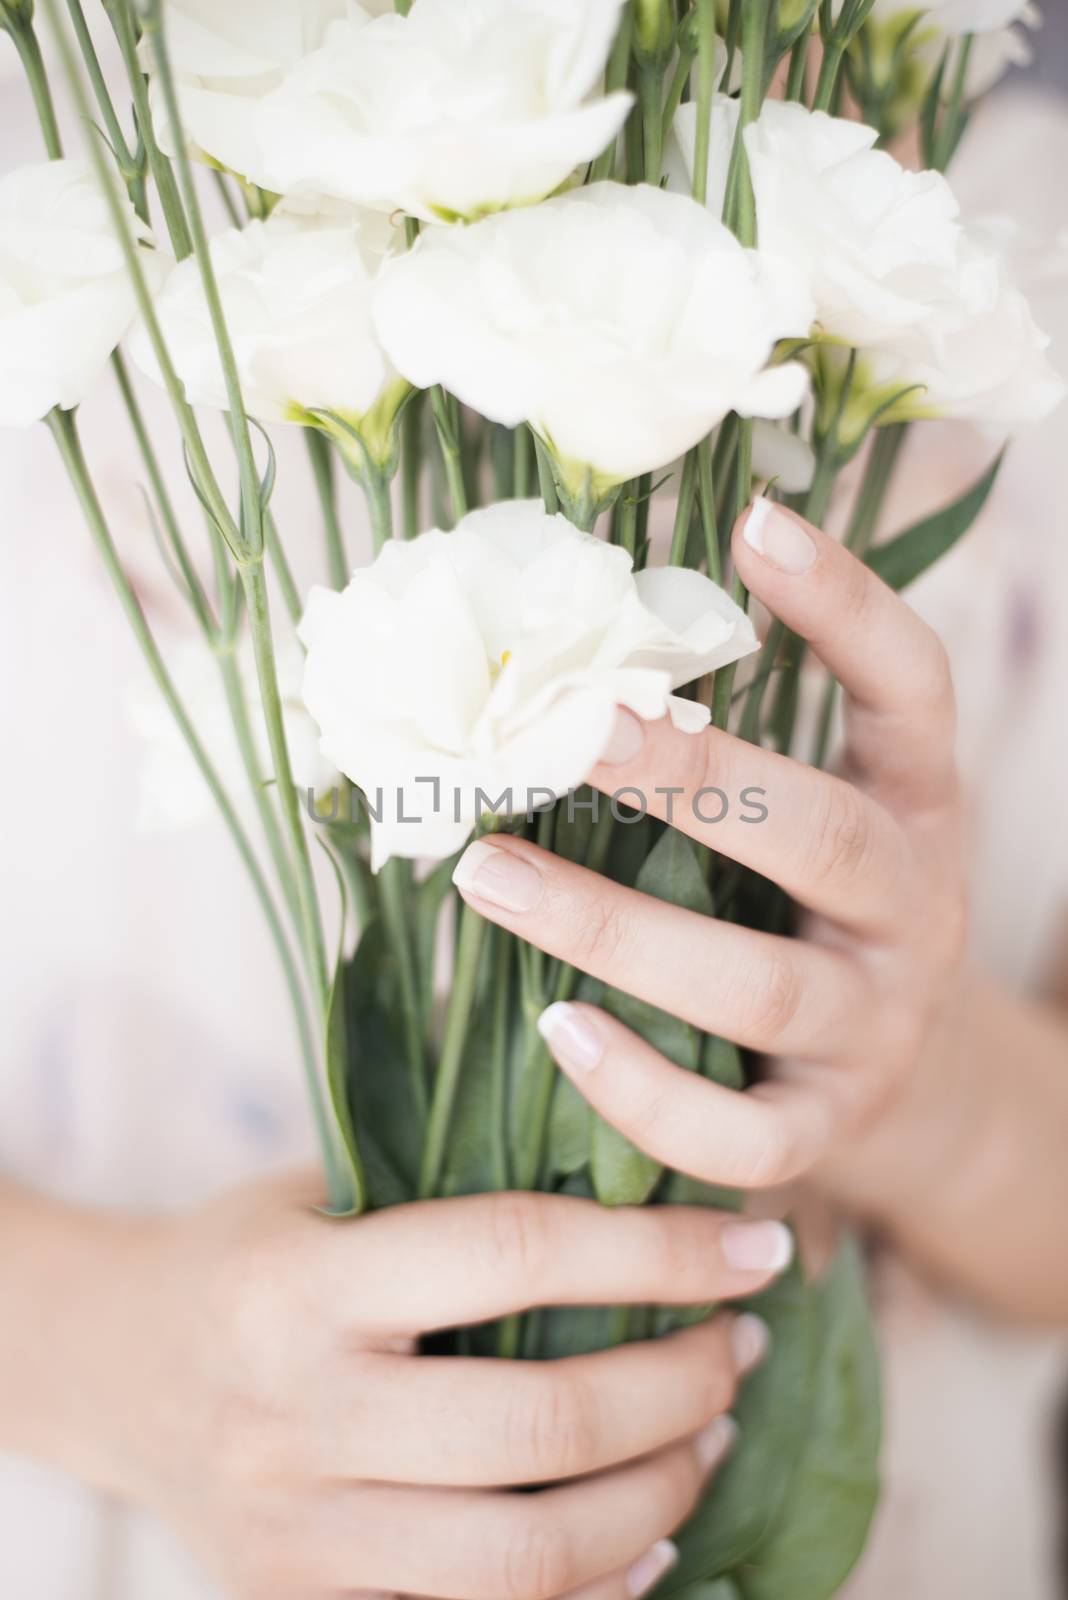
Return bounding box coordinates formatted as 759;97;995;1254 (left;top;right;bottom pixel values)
344;918;422;1203
546;1069;591;1178
592;830;709;1205
702;1034;745;1089
866;450;1004;592
736;1237;882;1600
663;1264;815;1591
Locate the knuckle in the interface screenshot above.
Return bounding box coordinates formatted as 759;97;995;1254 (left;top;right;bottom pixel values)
511;1371;598;1480
804;784;877;893
573;896;632;971
498;1510;574;1600
483;1193;551;1285
740;950;803;1050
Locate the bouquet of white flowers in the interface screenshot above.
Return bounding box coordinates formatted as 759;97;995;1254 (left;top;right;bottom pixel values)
1;0;1062;1595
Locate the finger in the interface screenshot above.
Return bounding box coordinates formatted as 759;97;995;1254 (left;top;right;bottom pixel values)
538;1001;849;1189
591;711;912;939
560;1538;680;1600
344;1427;734;1600
326;1193;787;1336
732;499;958;814
452;835;868;1057
344;1314;770;1486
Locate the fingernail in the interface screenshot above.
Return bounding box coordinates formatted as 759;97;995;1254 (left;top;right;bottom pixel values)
452;840;542;913
695;1414;738;1474
731;1314;770;1375
625;1539;679;1598
537;1002;603;1073
599;708;645;766
721;1219;794;1275
743;500;817;575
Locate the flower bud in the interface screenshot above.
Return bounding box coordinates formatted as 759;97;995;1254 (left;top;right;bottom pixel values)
633;0;674;63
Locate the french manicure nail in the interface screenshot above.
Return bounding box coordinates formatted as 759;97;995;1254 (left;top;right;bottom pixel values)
721;1219;794;1275
625;1539;679;1598
743;500;817;575
537;1002;603;1073
695;1414;738;1474
599;708;646;767
451;840;542;913
731;1314;771;1375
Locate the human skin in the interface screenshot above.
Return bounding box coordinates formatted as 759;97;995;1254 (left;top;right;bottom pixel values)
0;1173;786;1600
455;499;1068;1326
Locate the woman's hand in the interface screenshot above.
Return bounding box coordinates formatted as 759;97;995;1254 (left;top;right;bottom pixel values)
452;500;968;1193
31;1174;787;1600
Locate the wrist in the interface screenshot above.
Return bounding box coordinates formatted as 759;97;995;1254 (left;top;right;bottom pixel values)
0;1186;171;1498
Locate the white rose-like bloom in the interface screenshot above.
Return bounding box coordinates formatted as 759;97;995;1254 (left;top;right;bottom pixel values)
861;227;1066;430
246;0;633;223
128;638;338;831
674;98;964;351
0;160;153;428
142;0;390;181
299;502;758;870
373;182;812;489
130;203;403;442
251;0;633;222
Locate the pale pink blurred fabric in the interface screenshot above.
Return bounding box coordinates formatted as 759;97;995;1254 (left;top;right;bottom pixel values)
0;24;1067;1596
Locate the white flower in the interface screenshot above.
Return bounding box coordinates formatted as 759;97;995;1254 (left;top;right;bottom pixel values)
143;0;389;182
130;203;404;448
750;421;817;495
128;637;337;831
865;0;1036;34
673;96;1064;432
373;182;812;489
0;160;152;428
674;98;963;350
299;501;758;870
248;0;633;223
861;227;1066;431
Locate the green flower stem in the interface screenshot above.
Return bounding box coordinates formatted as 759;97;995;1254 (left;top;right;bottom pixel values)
589;9;632;183
617;486;638;556
430;388;468;526
513;426;532;500
786;25;811;101
692;0;717;205
47;408;344;1203
112;353;307;944
489;929;513;1193
378;858;429;1121
514;805;615;1192
10;17;64;159
306;431;349;588
265;512;303;627
104;0;192;259
41;0;239;552
668;451;698;566
532;434;560;516
111;351;215;634
65;0;144;206
143;0;262;557
418;899;488;1199
697;434;721;583
401;392;424;539
360;467;395;552
812;41;845;111
724;0;769;242
240;560;331;1013
639;63;664;184
661;34;697;149
810;424;909;768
